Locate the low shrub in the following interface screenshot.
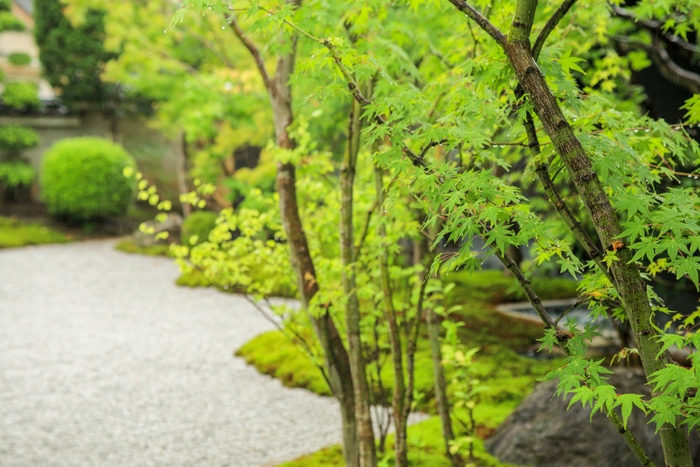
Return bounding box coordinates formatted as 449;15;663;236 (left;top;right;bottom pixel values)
0;11;24;32
0;125;40;154
2;82;40;109
0;161;35;188
7;52;31;67
41;137;136;221
181;210;218;245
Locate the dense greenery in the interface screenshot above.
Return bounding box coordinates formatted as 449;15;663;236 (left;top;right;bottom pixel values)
34;0;112;106
0;161;35;188
1;82;40;109
0;126;40;155
41;137;136;221
180;210;218;245
0;11;24;32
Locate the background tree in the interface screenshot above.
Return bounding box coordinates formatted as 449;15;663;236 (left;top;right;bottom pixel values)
34;0;113;106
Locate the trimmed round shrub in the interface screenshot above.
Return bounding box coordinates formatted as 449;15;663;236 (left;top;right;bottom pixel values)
8;52;31;66
181;210;218;245
0;11;25;32
41;137;136;221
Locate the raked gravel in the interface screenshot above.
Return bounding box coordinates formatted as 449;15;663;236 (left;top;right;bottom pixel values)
0;239;343;467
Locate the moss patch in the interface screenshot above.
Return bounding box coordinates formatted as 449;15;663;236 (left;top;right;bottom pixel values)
278;417;520;467
115;238;171;257
235;331;332;396
0;216;68;248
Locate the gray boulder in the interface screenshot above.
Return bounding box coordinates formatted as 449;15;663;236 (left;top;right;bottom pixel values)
486;368;700;467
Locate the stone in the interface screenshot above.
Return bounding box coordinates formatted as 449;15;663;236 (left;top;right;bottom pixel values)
486;368;700;467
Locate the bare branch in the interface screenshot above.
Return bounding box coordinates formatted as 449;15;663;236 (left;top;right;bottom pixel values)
612;5;700;56
532;0;578;60
615;36;700;94
445;0;507;46
227;13;272;92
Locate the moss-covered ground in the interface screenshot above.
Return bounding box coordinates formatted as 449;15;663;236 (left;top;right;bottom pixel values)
236;269;574;466
0;216;69;248
114;238;172;257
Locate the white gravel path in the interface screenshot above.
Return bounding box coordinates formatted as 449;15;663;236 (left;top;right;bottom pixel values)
0;239;343;467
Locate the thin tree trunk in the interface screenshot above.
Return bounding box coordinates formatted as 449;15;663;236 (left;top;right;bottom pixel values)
415;232;460;467
341;92;377;467
178;130;192;218
374;167;408;467
501;3;692;465
266;32;361;467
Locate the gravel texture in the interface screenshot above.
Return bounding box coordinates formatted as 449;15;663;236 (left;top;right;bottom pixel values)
0;240;343;467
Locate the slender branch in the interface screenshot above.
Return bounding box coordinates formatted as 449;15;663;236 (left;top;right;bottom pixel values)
534;161;614;283
615;36;700;94
445;0;507;46
183;24;235;68
532;0;578;60
354;199;378;260
227;13;272;92
553;297;590;326
612;5;700;56
496;249;558;330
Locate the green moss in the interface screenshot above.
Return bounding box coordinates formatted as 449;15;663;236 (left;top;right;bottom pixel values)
0;216;68;248
445;269;578;308
176;269;211;287
115;238;170;257
277;417;518;467
235;331;332;396
238;270;565;467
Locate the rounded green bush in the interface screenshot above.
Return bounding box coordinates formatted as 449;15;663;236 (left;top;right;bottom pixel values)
181;210;218;245
41;137;136;221
8;52;31;66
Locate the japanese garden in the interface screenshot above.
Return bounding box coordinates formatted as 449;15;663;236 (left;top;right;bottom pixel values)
1;0;700;466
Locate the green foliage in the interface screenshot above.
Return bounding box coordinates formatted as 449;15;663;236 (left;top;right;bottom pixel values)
0;216;67;248
181;210;218;245
7;53;31;67
236;273;562;410
0;125;40;154
0;161;35;188
40;137;136;221
0;11;24;32
2;82;40;109
0;0;11;12
33;0;111;105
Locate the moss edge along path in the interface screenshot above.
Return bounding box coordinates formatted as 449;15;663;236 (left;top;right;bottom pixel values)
0;239;351;467
237;270;575;466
